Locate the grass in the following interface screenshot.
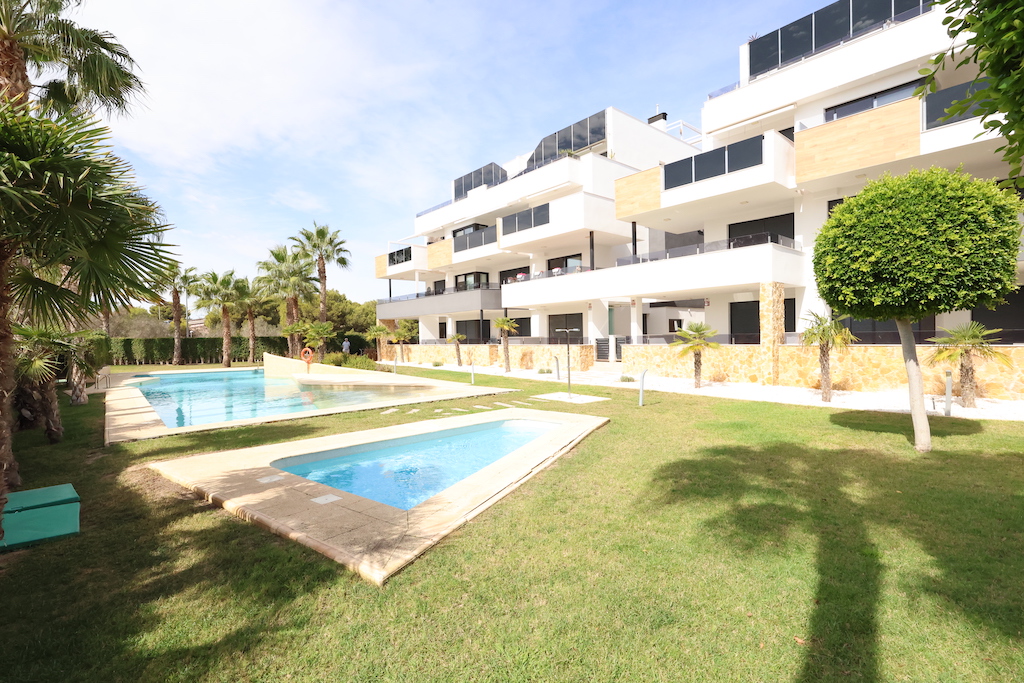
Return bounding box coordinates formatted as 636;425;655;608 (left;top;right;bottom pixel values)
3;366;1023;681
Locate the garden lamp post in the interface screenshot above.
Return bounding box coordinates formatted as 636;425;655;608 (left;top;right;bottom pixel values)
555;328;579;398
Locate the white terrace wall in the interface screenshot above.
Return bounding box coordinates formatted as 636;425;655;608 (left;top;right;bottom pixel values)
379;344;596;372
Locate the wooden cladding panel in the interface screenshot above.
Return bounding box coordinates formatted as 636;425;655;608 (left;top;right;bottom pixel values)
615;167;662;219
427;239;452;270
374;254;387;278
796;98;921;183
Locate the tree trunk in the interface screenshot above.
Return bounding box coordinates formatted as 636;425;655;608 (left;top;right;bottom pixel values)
819;342;832;402
0;38;32;105
221;304;232;367
41;378;63;444
503;333;510;372
0;243;22;540
960;352;976;408
895;318;931;452
287;297;299;357
318;256;328;324
247;310;257;363
455;341;462;367
399;342;405;363
694;350;703;389
172;287;182;365
102;308;111;336
69;362;88;406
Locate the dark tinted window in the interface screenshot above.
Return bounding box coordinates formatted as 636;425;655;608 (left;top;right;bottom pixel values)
514;317;532;336
781;15;813;63
518;208;533;230
973;290;1024;343
572;121;589;150
547;254;582;271
557;127;572;155
548;313;584;337
894;0;922;18
727;135;763;172
827;95;872;121
814;0;851;50
533;203;550;226
779;127;795;141
500;266;530;283
694;147;726;182
925;80;984;129
853;0;890;35
589;110;606;144
784;298;796;333
826;80;922;122
827;198;845;215
501;213;517;235
664;158;693;189
749;32;780;77
730;301;760;341
729;213;795;239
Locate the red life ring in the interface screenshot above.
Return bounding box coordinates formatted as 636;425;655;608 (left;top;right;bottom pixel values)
300;347;314;362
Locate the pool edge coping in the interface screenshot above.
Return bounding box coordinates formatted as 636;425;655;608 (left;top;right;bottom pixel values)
147;408;609;585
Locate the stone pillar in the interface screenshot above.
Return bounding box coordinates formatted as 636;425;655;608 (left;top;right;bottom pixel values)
759;282;785;385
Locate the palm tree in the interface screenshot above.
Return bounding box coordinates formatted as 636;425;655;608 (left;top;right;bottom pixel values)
447;332;466;366
670;322;721;389
159;263;197;365
365;324;392;362
801;312;857;402
0;103;172;539
927;322;1013;408
494;317;519;372
283;321;336;363
13;325;65;443
194;271;242;368
256;245;316;357
0;0;143;113
392;319;418;363
290;222;351;324
234;278;270;363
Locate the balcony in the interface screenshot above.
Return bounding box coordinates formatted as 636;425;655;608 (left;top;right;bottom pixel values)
501;233;804;308
376;282;503;319
453;224;497;253
615;131;796;226
376;244;428;279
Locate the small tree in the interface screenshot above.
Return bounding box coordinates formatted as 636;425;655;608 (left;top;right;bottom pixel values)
447;332;466;366
493;317;519;372
234;278;270;363
365;324;392;361
814;168;1022;451
194;271;242;368
392;319;419;363
302;322;337;362
927;322;1013;408
670;322;720;389
801;312;858;403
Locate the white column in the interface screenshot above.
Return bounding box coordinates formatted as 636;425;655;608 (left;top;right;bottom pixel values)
629;298;643;340
587;299;609;339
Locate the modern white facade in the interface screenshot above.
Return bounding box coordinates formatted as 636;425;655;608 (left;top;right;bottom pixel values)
377;0;1023;359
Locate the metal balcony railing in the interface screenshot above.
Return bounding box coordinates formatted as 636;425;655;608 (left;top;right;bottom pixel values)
376;282;500;305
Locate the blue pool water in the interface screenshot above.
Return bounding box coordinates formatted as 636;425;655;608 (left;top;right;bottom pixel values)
274;419;557;510
136;369;450;428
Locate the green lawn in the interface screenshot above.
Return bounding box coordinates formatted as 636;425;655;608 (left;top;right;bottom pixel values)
3;367;1023;682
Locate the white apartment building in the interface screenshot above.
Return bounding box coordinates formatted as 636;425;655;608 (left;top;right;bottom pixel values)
377;0;1023;370
375;107;707;358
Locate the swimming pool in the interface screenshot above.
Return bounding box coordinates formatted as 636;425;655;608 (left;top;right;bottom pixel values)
274;419;557;509
135;369;453;428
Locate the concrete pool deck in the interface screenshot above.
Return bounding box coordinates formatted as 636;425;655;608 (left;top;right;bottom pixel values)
103;355;514;444
148;408;607;585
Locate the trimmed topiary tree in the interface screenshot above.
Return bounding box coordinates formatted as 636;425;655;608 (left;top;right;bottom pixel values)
813;167;1022;451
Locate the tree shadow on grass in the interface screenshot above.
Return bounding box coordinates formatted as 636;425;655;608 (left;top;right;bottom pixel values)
3;400;350;681
646;441;1024;681
829;410;983;444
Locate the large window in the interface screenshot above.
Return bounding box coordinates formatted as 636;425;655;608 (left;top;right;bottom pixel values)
512;317;532;337
547;254;582;272
728;213;795;240
500;266;531;284
749;0;932;79
825;80;921;122
730;298;797;344
388;246;412;266
973;291;1024;344
548;313;584;338
456;319;490;341
502;203;550;235
454;272;489;291
843;316;935;344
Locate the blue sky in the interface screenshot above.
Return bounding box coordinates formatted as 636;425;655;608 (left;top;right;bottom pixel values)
76;0;827;306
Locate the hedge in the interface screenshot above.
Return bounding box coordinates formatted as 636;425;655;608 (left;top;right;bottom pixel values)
108;336;289;365
106;333;370;365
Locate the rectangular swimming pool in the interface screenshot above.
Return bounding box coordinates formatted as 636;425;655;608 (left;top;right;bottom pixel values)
273;419;557;509
135;369;454;428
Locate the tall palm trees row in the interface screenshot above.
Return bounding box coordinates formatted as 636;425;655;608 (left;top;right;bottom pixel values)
161;223;352;368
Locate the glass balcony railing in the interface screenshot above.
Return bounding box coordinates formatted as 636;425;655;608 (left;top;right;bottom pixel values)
924;80;985;130
748;0;932;81
452;225;497;252
664;134;767;190
615;232;798;266
376;282;501;305
387;246;412;266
